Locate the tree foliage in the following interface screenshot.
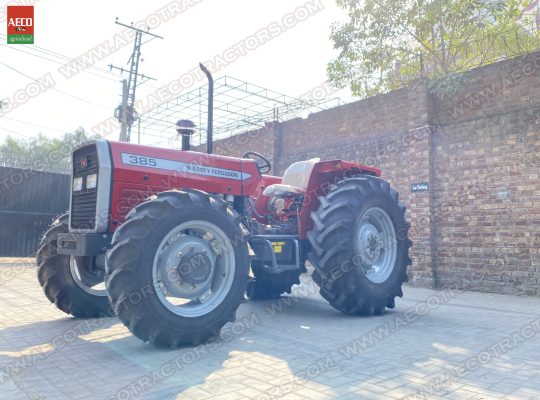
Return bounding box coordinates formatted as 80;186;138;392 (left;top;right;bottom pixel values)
0;128;100;173
328;0;540;98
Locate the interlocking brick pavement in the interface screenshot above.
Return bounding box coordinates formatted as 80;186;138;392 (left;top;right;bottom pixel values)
1;259;539;400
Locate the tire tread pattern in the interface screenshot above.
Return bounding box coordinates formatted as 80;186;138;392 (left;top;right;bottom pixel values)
36;214;112;318
105;189;249;347
307;177;412;316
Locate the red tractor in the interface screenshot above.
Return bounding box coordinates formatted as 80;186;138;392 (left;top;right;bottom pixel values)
37;75;411;347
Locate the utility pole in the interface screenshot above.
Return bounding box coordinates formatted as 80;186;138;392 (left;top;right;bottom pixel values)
119;79;128;142
111;18;162;142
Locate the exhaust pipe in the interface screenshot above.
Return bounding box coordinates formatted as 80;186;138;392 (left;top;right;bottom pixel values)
199;63;213;154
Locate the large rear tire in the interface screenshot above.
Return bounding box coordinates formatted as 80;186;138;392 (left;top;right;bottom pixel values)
105;190;250;347
37;214;112;318
307;176;412;315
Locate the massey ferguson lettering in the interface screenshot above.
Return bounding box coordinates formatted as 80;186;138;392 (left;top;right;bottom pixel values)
121;153;252;181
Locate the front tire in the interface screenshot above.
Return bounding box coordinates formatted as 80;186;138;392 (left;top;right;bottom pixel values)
307;177;412;315
37;214;112;318
105;190;250;347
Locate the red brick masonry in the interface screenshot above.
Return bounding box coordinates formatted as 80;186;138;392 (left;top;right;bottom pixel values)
197;51;540;296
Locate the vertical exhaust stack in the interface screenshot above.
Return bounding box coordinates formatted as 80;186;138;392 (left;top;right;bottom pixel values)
176;119;196;151
199;63;214;154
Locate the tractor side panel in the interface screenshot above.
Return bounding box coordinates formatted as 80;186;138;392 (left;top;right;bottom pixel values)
107;142;261;230
298;160;381;239
109;182;165;229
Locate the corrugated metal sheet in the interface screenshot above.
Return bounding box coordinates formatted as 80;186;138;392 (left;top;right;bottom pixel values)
0;167;70;257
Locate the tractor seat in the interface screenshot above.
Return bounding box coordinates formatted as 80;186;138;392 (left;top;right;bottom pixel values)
263;158;320;197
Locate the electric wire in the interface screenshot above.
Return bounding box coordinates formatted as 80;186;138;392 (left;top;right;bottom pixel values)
0;33;121;80
0;41;120;82
0;116;69;134
0;60;112;109
0;124;34;139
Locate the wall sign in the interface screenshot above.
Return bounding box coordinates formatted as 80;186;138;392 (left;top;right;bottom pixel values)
411;182;429;193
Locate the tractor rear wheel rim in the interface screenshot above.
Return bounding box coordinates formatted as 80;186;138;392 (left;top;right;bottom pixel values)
354;207;397;284
69;256;107;296
152;220;235;318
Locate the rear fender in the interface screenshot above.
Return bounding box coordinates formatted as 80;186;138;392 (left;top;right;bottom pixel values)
298;160;380;239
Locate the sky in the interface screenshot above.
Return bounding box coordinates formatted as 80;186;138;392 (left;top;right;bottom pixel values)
0;0;351;144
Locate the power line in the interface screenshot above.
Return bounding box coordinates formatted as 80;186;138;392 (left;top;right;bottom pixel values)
0;116;69;134
0;41;120;83
0;61;112;109
0;33;160;91
0;124;34;140
0;33;121;79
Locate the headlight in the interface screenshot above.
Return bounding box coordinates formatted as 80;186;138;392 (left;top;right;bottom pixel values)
73;177;83;191
86;173;97;189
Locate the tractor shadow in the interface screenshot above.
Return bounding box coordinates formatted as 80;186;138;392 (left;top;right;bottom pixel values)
0;277;398;399
0;279;355;399
0;317;118;352
0;276;501;400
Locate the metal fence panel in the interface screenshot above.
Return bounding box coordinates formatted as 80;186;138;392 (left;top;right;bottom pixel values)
0;167;70;257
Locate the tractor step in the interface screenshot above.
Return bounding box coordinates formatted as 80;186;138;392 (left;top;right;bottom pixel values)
249;235;301;273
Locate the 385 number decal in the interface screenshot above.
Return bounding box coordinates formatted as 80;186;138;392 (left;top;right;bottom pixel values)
127;155;157;167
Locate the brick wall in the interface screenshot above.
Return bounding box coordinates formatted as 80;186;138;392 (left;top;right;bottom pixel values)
431;52;540;296
208;51;540;296
205;124;276;162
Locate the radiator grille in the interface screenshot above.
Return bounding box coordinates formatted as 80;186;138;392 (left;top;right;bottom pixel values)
71;144;98;230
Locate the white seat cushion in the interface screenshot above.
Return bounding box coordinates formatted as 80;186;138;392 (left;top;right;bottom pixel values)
263;158;320;197
263;183;304;197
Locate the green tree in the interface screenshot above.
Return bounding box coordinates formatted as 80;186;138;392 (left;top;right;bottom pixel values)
328;0;540;98
0;128;100;173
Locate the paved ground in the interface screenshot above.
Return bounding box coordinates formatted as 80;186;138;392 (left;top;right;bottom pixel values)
1;259;540;400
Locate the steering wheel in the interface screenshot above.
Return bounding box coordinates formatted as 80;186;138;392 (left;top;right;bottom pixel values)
242;151;271;174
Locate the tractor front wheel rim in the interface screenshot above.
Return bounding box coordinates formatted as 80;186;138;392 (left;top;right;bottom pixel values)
152;220;235;318
69;256;108;296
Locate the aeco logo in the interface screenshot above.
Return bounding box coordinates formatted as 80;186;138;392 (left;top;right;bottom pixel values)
7;6;34;44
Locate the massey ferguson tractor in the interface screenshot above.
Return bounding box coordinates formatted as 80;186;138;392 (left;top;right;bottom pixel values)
36;68;411;347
